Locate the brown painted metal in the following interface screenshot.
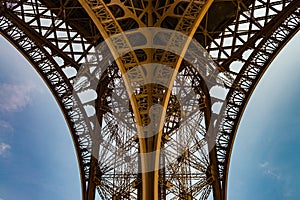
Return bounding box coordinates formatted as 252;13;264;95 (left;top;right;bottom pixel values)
0;0;299;199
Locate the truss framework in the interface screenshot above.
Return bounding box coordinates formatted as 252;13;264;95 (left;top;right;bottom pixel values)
0;0;299;200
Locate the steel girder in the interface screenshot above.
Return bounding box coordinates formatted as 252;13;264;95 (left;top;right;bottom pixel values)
203;1;300;199
0;0;299;200
76;0;218;199
0;1;100;198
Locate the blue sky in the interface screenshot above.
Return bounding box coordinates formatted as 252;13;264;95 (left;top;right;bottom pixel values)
228;33;300;200
0;36;81;199
0;32;299;200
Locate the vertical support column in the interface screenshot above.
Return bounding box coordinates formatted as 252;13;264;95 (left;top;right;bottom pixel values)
78;1;215;199
86;156;97;200
86;109;104;200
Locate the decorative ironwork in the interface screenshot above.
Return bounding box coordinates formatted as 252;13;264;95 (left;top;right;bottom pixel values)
0;0;299;200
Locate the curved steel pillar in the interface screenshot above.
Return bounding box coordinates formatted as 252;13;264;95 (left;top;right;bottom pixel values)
0;0;299;199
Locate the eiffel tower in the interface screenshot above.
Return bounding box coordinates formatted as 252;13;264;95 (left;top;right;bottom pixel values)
0;0;299;199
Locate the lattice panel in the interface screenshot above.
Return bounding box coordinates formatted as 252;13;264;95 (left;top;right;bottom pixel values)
92;61;213;199
204;1;300;199
0;0;102;195
1;0;299;200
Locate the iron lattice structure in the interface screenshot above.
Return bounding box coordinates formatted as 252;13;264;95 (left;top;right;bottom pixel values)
0;0;299;199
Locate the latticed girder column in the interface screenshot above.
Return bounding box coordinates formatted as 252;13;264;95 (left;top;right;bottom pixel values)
0;1;104;199
207;1;300;199
77;1;217;199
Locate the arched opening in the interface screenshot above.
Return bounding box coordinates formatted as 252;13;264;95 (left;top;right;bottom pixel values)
0;36;81;199
228;34;300;199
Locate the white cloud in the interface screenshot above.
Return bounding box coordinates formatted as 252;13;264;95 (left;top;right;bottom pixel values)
259;161;281;180
0;142;11;157
0;120;13;132
0;83;39;112
284;189;294;198
259;161;269;168
265;169;281;180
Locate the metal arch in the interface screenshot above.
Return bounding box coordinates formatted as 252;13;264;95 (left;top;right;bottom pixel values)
0;1;100;198
1;0;299;200
76;1;215;199
1;0;217;199
0;14;87;199
219;7;299;200
202;0;300;199
75;1;152;199
221;24;300;199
